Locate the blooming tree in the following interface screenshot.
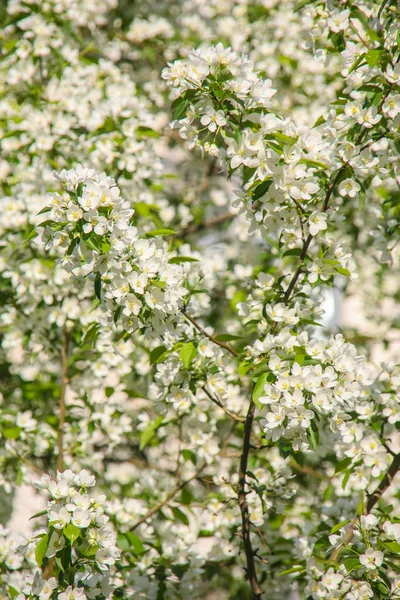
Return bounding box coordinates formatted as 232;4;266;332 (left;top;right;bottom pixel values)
1;0;400;599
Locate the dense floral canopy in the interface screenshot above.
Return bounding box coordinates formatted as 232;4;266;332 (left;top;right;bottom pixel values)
0;0;400;599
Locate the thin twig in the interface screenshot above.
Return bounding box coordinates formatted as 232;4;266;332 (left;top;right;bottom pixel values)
57;331;69;474
203;386;245;422
330;452;400;562
176;210;236;238
290;460;327;480
181;308;239;357
130;464;206;531
252;523;272;554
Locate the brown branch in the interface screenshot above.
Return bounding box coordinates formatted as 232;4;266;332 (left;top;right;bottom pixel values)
366;452;400;513
281;113;392;305
130;464;206;531
181;308;239;357
330;452;400;562
290;459;327;480
176;211;236;238
283;165;347;303
238;400;263;599
203;385;245;422
57;331;69;474
252;523;272;554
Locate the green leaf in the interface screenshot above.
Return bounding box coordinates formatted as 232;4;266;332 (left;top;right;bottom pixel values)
117;534;129;551
29;509;48;521
150;345;167;364
343;557;361;572
8;587;19;599
342;469;351;490
113;305;123;324
335;267;351;277
238;360;252;376
145;228;177;237
365;49;381;68
23;228;39;244
63;524;81;544
330;519;351;534
136;126;159;138
171;507;190;526
294;0;318;11
180;342;198;368
79;542;99;557
382;540;400;553
169;256;199;264
299;158;328;169
272;132;298;146
348;53;367;74
357;496;365;516
181;449;197;464
199;529;213;537
312;115;327;128
214;334;243;342
283;248;303;258
3;427;21;439
252;372;269;409
37;206;52;215
279;566;305;576
334;457;352;474
35;534;49;567
252;179;273;200
125;532;145;555
66;238;78;256
134;202;159;217
172;97;189;121
307;422;319;450
139;415;164;450
94;272;102;300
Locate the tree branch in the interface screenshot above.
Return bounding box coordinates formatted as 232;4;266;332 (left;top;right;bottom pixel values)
57;331;69;474
203;385;245;422
181;308;239;357
238;400;263;599
176;210;236;238
330;452;400;562
130;464;206;531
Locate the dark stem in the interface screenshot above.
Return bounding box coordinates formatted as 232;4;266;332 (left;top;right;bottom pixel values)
130;464;206;531
181;308;239;357
238;400;263;599
176;210;236;238
203;385;245;422
57;331;69;473
330;452;400;562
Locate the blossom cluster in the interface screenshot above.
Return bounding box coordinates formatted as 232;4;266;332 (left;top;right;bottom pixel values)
0;470;119;599
36;167;188;334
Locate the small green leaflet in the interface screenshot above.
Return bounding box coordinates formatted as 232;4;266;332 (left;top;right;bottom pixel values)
63;523;81;544
169;256;199;264
35;534;49;567
94;272;102;300
145;228;177;237
139;415;164;450
171;506;190;526
2;427;21;439
252;372;269;409
180;342;198;368
330;519;351;534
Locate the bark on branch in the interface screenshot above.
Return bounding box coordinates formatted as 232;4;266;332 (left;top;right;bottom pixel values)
130;464;206;531
181;308;239;357
330;452;400;562
57;331;69;473
238;401;263;599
